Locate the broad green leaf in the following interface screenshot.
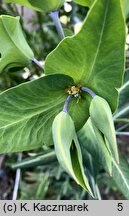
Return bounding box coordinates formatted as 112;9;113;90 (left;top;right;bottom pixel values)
72;0;93;7
73;0;129;18
52;111;93;195
4;0;65;13
45;0;125;126
0;74;74;153
90;96;119;163
77;118;112;175
112;155;129;199
0;15;34;73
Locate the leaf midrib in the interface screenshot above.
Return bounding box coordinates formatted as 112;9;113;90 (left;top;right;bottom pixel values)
0;95;65;130
86;0;109;82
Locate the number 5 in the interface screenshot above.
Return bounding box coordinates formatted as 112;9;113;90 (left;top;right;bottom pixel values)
117;203;123;211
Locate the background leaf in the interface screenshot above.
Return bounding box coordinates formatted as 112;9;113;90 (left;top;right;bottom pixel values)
81;151;101;199
72;0;93;7
114;69;129;119
121;0;129;18
112;155;129;199
72;0;129;18
0;74;73;153
0;15;34;73
45;0;125;127
118;69;129;107
77;118;112;175
19;172;49;200
4;0;65;13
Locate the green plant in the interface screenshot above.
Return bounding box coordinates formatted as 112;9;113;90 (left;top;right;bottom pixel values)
0;0;129;199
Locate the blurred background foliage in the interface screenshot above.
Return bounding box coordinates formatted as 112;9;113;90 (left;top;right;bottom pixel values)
0;0;129;200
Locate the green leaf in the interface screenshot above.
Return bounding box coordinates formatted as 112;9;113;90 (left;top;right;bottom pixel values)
82;151;102;199
82;146;100;178
121;0;129;18
0;15;34;73
45;0;125;119
119;69;129;107
4;0;65;13
52;111;93;195
73;0;129;18
112;155;129;199
90;96;119;163
114;69;129;119
77;118;112;175
72;0;93;7
35;172;49;200
0;74;74;153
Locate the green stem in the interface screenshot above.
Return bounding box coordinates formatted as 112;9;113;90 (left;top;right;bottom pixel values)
114;118;129;123
117;122;129;132
36;12;46;50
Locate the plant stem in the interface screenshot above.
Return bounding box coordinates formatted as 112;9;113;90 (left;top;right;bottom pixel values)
62;95;71;113
113;106;129;120
21;6;24;17
114;118;129;123
36;12;46;46
116;132;129;136
49;10;65;40
81;86;96;98
32;58;44;70
12;153;22;200
117;123;129;132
